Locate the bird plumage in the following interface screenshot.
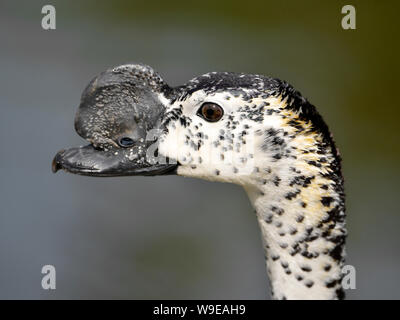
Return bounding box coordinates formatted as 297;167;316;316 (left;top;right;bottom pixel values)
156;71;346;299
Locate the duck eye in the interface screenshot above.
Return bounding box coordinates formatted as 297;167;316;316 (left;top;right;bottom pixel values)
118;137;135;148
197;102;224;122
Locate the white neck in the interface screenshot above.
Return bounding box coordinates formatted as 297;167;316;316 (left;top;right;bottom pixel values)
244;166;346;300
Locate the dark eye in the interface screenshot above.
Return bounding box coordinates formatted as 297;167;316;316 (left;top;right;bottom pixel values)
118;137;135;148
197;102;224;122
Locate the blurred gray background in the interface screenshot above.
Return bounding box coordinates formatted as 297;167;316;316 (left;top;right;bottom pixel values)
0;0;399;299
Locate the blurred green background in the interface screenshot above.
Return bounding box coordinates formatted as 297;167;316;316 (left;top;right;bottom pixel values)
0;0;399;299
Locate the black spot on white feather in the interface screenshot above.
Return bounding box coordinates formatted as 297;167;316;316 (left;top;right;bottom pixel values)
301;265;312;272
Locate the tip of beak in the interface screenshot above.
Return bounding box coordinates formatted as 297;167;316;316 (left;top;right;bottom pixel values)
51;150;65;173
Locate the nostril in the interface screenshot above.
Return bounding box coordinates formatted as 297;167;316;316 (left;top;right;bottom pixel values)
92;144;103;151
118;137;135;148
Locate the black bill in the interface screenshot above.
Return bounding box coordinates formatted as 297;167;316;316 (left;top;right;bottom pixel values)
52;64;177;177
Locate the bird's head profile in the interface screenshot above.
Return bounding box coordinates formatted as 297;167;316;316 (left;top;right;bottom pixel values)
53;63;346;300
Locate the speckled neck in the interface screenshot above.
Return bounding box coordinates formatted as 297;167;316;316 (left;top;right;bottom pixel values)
245;160;346;300
155;69;347;299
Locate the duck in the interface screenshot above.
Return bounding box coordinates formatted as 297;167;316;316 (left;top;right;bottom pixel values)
52;63;346;300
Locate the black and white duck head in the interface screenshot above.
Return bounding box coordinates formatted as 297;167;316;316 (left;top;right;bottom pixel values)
53;63;346;300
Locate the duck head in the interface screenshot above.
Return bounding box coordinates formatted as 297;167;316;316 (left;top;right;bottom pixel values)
53;64;346;300
53;63;338;185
